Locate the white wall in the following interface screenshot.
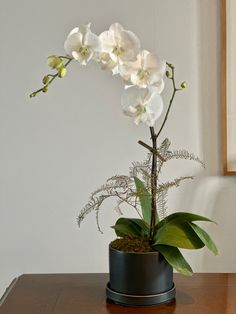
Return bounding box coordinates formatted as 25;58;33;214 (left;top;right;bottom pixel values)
1;0;235;297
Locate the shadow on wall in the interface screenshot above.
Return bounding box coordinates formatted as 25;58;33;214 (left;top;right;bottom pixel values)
176;176;236;272
203;183;236;271
198;0;236;272
197;0;236;271
197;0;221;176
175;0;236;272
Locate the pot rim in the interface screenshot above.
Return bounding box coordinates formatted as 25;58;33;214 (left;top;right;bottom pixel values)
109;244;160;256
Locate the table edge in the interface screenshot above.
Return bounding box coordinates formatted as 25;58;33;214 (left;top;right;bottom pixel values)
0;277;19;307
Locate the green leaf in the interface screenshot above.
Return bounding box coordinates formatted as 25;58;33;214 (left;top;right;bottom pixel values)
154;221;204;249
111;217;149;237
189;222;218;255
156;212;215;230
134;176;152;225
128;218;149;233
155;245;193;276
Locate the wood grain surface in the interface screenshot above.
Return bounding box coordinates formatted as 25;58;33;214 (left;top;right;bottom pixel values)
0;273;236;314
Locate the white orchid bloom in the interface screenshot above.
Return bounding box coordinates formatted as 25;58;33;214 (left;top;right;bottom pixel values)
120;50;166;91
64;23;101;65
97;52;119;75
121;86;163;127
99;23;141;67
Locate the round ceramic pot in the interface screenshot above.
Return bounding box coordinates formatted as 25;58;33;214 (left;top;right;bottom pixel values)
106;246;176;306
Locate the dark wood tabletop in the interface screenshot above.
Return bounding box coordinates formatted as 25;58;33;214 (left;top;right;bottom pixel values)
0;273;235;313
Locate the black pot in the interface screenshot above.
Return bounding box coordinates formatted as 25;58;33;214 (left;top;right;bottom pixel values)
106;246;176;306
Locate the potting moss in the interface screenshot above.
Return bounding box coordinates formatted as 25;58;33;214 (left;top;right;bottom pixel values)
110;236;155;253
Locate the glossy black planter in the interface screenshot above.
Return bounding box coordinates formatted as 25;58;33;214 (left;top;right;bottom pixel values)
106;246;176;306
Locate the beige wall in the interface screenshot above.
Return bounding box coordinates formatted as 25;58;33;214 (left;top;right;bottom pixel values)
1;0;235;297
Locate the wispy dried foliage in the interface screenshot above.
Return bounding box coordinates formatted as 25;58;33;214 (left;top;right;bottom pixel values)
77;138;204;231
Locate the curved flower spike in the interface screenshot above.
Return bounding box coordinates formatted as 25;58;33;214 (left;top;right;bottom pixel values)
120;50;166;91
99;23;140;66
121;86;163;127
64;23;101;65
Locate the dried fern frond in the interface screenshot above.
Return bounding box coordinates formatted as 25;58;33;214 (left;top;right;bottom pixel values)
157;190;168;220
156;138;171;177
129;154;152;176
114;199;125;215
166;149;205;168
157;176;194;193
91;181;130;198
77;137;205;231
158;138;171;156
77;194;110;229
78;175;139;232
129;154;152;188
107;175;133;185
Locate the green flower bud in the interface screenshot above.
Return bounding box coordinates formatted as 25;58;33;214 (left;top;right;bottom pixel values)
181;81;187;89
166;71;171;78
42;86;48;93
42;75;50;85
58;67;67;78
47;56;63;70
30;92;37;98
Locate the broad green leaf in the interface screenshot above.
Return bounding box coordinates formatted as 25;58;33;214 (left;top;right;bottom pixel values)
154;245;193;276
189;222;218;255
134;176;152;225
128;218;149;233
111;217;149;237
156;212;215;230
153;221;204;249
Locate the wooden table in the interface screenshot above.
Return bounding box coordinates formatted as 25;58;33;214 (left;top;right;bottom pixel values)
0;273;235;313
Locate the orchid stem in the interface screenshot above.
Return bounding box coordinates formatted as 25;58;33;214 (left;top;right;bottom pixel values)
155;63;181;139
149;126;158;239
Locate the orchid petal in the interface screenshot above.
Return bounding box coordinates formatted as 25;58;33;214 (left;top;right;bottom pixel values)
152;79;165;94
119;60;139;81
99;30;116;53
119;49;166;89
121;86;163;126
99;23;141;65
64;31;82;57
68;27;80;37
119;30;140;61
121;86;148;116
144;89;163;126
109;23;124;38
72;49;93;65
85;31;101;52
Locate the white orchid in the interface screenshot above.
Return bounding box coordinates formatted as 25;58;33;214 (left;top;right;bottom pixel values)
64;23;101;65
121;86;163;127
99;23;141;67
119;50;166;91
97;52;119;74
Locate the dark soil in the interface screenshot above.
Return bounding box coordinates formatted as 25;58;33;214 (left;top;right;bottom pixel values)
110;236;155;253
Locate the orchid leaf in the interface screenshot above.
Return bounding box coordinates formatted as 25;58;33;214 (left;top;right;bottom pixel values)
153;221;204;249
134;176;152;225
154;245;193;276
188;222;218;255
111;217;149;237
156;212;215;230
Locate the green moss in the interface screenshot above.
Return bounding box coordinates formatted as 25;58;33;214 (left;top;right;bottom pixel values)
110;236;154;253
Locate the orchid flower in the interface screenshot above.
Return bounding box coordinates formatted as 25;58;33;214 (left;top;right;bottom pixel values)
121;86;163;127
64;23;101;65
97;52;119;74
119;50;166;91
99;23;141;68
